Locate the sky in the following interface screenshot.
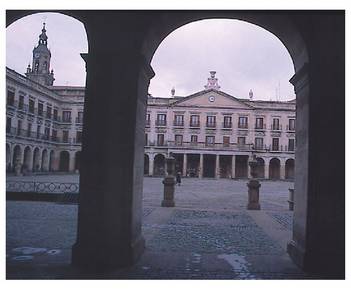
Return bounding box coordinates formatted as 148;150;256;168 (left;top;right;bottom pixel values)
6;13;295;101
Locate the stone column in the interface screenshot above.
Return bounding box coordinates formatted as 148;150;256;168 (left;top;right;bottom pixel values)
148;154;154;176
72;21;155;270
199;154;203;178
280;162;285;180
264;163;269;179
231;155;236;179
69;152;76;172
162;156;176;207
215;154;220;179
182;153;187;177
247;158;252;179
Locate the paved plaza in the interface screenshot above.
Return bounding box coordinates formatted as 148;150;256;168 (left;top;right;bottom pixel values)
6;175;313;279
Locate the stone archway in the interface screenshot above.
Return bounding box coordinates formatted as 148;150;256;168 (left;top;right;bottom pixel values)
144;154;149;175
153;154;165;176
41;149;49;171
7;11;344;277
23;146;32;173
32;147;41;172
6;144;11;172
269;158;281;180
256;157;265;179
285;158;295;180
75;151;81;171
59;151;70;172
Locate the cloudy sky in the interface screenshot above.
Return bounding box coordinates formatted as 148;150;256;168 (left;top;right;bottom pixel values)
6;13;295;101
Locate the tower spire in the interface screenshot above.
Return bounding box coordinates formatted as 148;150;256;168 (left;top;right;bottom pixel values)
38;22;48;46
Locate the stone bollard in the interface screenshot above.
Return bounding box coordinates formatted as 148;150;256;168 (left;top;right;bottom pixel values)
288;188;294;211
247;154;261;210
161;156;176;207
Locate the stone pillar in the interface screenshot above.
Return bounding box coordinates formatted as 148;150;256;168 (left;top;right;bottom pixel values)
247;155;261;210
231;155;236;179
199;154;203;178
162;156;176;207
280;162;285;180
182;153;187;177
148;154;154;176
264;163;269;179
69;153;76;172
72;21;155;270
215;154;220;179
52;151;60;171
247;159;252;179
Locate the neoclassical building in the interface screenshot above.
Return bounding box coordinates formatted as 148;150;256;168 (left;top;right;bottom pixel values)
6;24;295;179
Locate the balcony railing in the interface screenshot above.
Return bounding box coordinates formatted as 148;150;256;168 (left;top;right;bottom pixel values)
189;122;200;128
155;120;167;126
270;124;282;131
254;124;266;130
75;117;84;124
206;122;216;128
166;141;253;151
173;121;184;127
145;119;150;126
286;124;295;131
238;123;248;129
61;117;72;123
222;122;232;129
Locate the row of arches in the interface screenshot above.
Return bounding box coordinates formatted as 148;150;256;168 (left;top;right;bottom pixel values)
6;143;81;174
144;153;295;179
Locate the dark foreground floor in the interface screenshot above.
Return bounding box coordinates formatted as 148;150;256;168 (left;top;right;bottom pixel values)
6;199;317;279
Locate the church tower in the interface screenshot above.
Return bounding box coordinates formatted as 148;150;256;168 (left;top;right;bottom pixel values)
26;23;55;86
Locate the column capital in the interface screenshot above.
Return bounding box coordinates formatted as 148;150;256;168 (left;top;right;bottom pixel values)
289;62;309;94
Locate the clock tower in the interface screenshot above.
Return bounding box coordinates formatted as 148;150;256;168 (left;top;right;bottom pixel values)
25;23;55;86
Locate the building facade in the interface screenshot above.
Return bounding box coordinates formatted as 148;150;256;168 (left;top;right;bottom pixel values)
6;25;295;179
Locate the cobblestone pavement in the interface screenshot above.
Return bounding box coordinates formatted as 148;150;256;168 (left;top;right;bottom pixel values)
6;176;311;279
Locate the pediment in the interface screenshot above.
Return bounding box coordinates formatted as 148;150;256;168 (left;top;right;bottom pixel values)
173;89;252;109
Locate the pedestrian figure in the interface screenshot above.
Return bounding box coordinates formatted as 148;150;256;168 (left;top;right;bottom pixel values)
176;171;182;186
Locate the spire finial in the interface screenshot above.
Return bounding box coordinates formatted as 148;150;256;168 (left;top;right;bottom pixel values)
204;71;220;90
38;22;48;46
249;89;253;100
171;87;175;97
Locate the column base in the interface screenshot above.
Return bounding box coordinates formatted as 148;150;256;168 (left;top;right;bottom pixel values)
161;199;175;207
287;240;345;278
247;203;261;210
71;234;145;271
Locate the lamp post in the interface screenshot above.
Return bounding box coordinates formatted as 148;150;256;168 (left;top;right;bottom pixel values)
247;145;261;210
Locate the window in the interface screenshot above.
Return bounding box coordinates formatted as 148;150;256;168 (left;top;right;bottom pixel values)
156;114;167;126
190;135;198;145
190;115;200;127
255;137;264;150
288;139;295;151
52;129;57;141
223;116;232;128
27;123;32;137
146;113;150;126
223;136;230;147
238;136;246;145
18;95;24;110
28;99;35;114
46;106;52;119
255;118;264;129
174;115;184;126
77;112;84;123
7;90;15;106
76;131;82;143
175;134;183;145
288;119;295;131
157;134;164;146
53;109;58;121
205;136;215;146
62;111;71;122
36;125;41;139
272;138;280;151
6;117;11;133
145;133;148;145
38;103;43;116
238;116;248;128
206;116;216;127
44;127;50;140
272;118;280;130
62;130;69;143
17;120;22;136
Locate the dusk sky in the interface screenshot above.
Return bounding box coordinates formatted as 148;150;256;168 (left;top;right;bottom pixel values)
6;12;295;101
